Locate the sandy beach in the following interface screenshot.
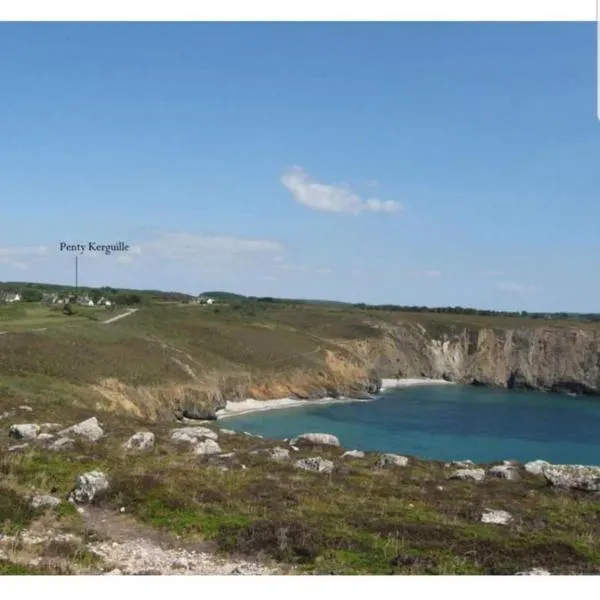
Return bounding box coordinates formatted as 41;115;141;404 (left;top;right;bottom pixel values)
216;377;454;420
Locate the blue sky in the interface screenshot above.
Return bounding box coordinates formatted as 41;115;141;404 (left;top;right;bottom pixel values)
0;22;598;311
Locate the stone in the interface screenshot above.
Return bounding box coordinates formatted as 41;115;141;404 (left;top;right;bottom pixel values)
515;568;551;576
181;407;217;421
8;423;40;440
290;433;340;447
193;439;222;456
488;465;520;481
378;453;409;468
49;437;75;451
68;470;109;504
170;427;218;444
123;432;155;451
543;464;600;492
31;494;61;509
448;468;486;482
480;509;512;525
36;433;55;442
342;450;365;459
18;405;33;412
218;429;237;435
40;423;62;431
8;443;29;452
59;417;104;442
524;460;551;476
294;457;334;474
445;460;474;468
269;447;290;461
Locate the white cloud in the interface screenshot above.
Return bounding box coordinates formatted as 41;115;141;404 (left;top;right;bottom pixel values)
281;166;402;215
0;245;48;269
422;269;442;278
494;281;538;293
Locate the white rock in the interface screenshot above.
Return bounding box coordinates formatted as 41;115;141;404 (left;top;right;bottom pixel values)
448;468;486;482
524;460;551;476
290;433;340;447
123;431;155;451
446;459;474;468
170;427;218;444
19;405;33;412
269;447;290;461
342;450;365;459
193;439;222;456
481;509;513;525
543;464;600;492
8;423;40;440
49;437;75;451
294;457;334;474
378;453;409;468
515;568;551;576
8;443;29;452
36;433;55;442
489;465;520;481
59;417;104;442
31;494;61;509
290;445;299;452
218;429;237;436
68;470;109;504
40;423;62;431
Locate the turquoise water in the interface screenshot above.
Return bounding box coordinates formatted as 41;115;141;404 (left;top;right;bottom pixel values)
221;385;600;464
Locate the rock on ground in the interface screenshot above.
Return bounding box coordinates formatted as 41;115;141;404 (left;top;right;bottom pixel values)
170;427;218;444
524;460;551;476
8;443;29;452
488;465;520;481
543;464;600;492
8;424;40;440
446;459;474;468
193;439;222;456
31;494;61;510
480;509;513;525
218;429;237;436
448;468;486;482
294;457;334;474
378;453;409;468
49;437;75;451
342;450;365;459
68;471;110;504
269;447;290;461
515;568;551;575
59;417;104;442
123;431;155;451
36;433;55;442
289;433;340;447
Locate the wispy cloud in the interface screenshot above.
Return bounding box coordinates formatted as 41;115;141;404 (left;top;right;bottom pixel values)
494;281;539;293
422;269;442;278
0;245;48;269
281;166;402;215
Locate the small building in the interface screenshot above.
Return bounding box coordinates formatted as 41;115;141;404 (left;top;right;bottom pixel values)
4;292;21;303
197;295;215;305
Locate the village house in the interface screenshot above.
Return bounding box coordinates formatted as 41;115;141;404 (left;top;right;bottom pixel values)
197;295;214;305
1;292;21;304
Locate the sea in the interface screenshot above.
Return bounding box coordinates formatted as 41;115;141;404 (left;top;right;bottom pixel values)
220;384;600;464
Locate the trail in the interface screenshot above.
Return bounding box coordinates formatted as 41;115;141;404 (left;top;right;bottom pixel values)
101;308;139;324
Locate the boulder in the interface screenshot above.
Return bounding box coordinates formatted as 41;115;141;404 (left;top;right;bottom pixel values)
123;432;155;451
294;457;334;474
342;450;365;459
488;465;520;481
68;471;109;504
8;424;40;440
193;439;222;456
448;468;485;482
289;433;340;447
181;407;217;421
543;464;600;492
170;427;218;444
31;494;61;510
378;453;409;468
269;447;290;461
480;509;512;525
59;417;104;442
524;460;551;476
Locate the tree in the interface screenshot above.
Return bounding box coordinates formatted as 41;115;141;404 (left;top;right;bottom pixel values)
20;288;43;302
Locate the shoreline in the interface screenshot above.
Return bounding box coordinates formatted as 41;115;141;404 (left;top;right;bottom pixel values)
216;377;454;421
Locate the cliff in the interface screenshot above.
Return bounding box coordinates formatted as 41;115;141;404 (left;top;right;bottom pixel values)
360;322;600;396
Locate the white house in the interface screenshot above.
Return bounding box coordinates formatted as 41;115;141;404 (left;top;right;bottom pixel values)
206;297;214;305
5;292;21;303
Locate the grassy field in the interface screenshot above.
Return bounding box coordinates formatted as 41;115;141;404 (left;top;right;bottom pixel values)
1;421;600;575
0;303;109;332
0;300;599;574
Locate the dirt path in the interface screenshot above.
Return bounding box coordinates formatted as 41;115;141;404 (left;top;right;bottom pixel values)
101;308;139;325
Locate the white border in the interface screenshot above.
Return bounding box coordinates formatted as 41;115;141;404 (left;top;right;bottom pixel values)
0;0;596;21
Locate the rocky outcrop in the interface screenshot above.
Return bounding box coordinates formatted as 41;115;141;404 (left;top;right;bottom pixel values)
368;323;600;395
68;471;109;504
290;433;340;447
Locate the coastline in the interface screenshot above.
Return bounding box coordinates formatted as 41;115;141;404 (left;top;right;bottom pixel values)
216;377;454;421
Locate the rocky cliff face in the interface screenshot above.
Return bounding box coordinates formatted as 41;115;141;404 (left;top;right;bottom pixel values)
366;322;600;395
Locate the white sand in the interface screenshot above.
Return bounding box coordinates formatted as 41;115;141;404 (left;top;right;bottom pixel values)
217;377;454;420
